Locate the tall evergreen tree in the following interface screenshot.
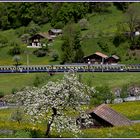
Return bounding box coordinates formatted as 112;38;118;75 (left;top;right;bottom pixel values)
61;23;84;64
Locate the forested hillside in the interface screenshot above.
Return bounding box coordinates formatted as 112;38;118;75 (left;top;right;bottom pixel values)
0;2;140;65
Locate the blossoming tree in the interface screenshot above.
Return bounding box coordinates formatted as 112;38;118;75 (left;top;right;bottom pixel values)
15;72;95;137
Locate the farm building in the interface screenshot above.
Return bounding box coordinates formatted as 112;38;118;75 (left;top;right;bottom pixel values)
77;104;132;129
83;52;108;64
27;33;52;48
105;55;120;64
48;29;62;38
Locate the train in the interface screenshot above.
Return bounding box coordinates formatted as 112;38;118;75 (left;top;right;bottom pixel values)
0;64;140;73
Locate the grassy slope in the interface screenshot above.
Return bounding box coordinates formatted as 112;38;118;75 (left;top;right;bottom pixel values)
81;4;123;55
0;3;140;65
0;23;63;65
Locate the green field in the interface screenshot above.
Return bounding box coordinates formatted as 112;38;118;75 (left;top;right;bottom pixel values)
1;72;140;95
0;72;140;138
110;101;140;120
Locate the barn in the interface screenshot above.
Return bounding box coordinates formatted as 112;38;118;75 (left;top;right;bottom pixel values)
78;104;132;129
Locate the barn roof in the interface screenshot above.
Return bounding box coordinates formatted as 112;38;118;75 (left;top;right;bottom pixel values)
88;104;132;126
110;55;119;60
95;52;108;58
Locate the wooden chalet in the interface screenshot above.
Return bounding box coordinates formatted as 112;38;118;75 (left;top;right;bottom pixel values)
28;33;52;48
105;55;120;64
78;104;132;129
48;29;62;38
83;52;108;64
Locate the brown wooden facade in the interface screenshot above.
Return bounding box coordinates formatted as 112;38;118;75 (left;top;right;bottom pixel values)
83;52;119;64
29;33;52;47
83;52;108;64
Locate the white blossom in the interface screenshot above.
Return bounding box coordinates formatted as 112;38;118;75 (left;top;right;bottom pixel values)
15;72;96;137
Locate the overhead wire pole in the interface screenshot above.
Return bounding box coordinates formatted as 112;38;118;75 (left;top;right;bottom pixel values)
24;50;30;74
102;57;104;72
27;52;29;74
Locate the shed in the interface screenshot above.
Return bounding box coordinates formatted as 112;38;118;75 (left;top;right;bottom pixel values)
78;104;132;129
48;29;62;37
105;55;120;64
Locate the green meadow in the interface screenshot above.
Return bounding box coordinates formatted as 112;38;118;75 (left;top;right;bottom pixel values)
0;101;140;138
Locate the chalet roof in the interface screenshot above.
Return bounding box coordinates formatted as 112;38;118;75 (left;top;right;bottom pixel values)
83;52;108;59
30;33;52;40
49;29;62;34
88;104;132;126
95;52;108;58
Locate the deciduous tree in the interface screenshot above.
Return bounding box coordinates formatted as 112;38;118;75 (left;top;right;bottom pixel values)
15;72;95;137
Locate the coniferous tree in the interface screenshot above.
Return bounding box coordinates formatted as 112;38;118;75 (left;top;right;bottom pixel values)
61;23;84;64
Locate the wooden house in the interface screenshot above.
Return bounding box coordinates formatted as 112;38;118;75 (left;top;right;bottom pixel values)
83;52;108;64
28;33;52;48
105;55;120;64
48;29;62;38
77;104;132;129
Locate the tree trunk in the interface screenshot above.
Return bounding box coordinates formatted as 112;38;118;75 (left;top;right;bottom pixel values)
45;107;57;137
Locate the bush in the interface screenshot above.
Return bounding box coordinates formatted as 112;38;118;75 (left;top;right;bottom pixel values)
54;21;64;29
78;18;89;30
33;49;46;57
33;75;45;87
27;21;40;36
11;109;23;124
97;40;109;52
33;74;50;87
113;34;126;47
8;46;22;56
120;84;129;99
113;2;129;12
14;130;32;138
25;128;44;138
0;91;4;98
20;34;30;44
91;85;114;105
51;52;59;61
11;88;18;94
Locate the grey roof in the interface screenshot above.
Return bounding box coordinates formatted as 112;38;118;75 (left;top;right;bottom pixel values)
49;29;62;33
112;55;119;60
